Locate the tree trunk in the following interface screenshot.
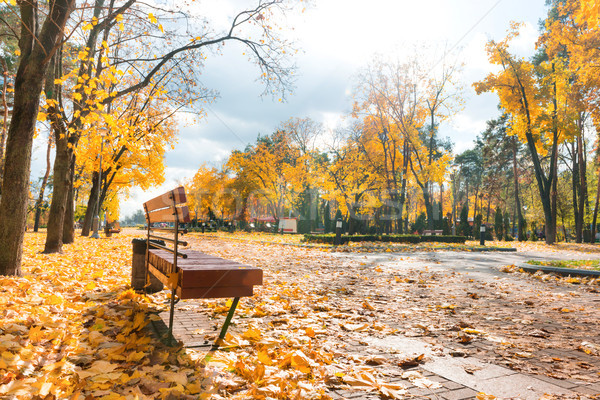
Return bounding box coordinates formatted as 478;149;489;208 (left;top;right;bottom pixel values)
572;141;582;242
591;161;600;242
0;58;9;190
397;141;410;234
0;78;44;275
62;158;75;243
0;0;75;274
512;137;525;241
33;132;53;232
43;133;71;253
577;124;587;241
81;172;99;236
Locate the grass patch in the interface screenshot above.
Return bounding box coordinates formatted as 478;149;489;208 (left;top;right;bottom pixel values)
526;259;600;271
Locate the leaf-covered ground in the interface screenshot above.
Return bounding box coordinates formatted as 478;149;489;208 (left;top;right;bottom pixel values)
1;231;599;399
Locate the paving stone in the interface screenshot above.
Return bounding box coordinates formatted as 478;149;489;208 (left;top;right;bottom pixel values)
441;387;479;400
573;385;600;396
444;381;467;390
532;374;580;389
424;356;516;382
472;374;574;400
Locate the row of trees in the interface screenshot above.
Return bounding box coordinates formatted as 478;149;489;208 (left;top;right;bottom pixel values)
185;0;600;243
0;0;300;276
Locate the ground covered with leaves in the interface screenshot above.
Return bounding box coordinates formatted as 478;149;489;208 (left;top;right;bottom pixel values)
0;231;599;399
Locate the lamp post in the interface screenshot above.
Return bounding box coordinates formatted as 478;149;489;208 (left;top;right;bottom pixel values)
480;224;485;246
334;218;343;246
91;131;106;239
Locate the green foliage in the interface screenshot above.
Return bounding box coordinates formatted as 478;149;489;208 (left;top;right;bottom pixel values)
458;204;471;237
494;208;504;240
530;231;539;241
411;212;427;234
519;218;528;241
442;216;451;235
503;211;511;239
473;214;483;239
297;219;311;234
323;202;332;233
74;205;87;222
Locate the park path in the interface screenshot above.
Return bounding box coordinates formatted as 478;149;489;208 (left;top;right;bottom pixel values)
154;236;600;399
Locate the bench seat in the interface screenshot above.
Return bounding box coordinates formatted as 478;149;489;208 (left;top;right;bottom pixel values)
148;249;263;300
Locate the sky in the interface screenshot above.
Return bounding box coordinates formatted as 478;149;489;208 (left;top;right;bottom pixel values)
30;0;549;219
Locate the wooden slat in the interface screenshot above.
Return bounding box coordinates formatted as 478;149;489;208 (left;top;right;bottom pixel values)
149;234;188;247
180;268;262;288
148;264;180;290
148;249;263;289
178;285;254;300
144;186;187;212
146;205;190;223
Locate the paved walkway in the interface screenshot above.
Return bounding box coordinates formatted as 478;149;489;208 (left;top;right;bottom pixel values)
150;246;600;399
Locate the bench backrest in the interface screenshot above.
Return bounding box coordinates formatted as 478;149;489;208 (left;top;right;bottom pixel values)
143;186;191;224
143;187;191;286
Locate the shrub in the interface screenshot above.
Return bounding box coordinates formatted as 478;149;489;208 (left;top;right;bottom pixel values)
419;235;466;243
303;234;466;245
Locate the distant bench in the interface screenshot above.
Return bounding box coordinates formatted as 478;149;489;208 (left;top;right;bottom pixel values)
423;229;443;236
143;186;263;347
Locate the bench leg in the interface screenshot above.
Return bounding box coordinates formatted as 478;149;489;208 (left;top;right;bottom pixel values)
212;297;240;350
167;292;177;346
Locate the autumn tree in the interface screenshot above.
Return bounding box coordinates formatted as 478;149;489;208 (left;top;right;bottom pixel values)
0;0;76;276
543;0;599;242
476;115;527;238
352;58;422;233
316;124;381;234
474;25;575;244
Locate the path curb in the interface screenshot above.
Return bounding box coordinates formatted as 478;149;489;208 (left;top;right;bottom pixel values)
516;263;600;277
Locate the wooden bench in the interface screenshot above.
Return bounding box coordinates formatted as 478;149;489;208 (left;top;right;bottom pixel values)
143;186;263;347
423;229;443;236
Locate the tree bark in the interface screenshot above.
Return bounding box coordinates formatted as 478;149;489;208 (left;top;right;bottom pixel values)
591;159;600;242
577;122;587;241
81;173;99;236
62;157;75;243
511;136;525;240
0;0;75;275
0;57;9;190
572;141;582;242
44;130;71;253
33;132;53;232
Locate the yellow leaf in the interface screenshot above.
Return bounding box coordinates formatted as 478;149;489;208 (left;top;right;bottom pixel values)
148;13;157;24
362;301;375;311
126;351;145;362
76;360;118;379
167;272;179;288
132;312;147;331
305;326;315;338
257;350;272;365
48;294;63;305
241;328;261;342
28;325;44;342
290;350;312;373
